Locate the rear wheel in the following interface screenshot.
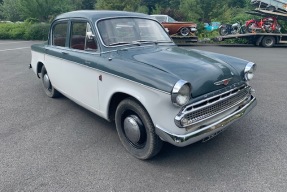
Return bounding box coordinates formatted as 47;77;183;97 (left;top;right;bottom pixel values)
115;98;163;160
261;36;275;47
41;65;60;98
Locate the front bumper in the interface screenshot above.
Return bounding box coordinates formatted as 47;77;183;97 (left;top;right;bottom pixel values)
155;95;257;147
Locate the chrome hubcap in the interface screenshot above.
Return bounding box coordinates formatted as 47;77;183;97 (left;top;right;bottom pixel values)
43;74;51;89
180;28;189;36
123;115;142;144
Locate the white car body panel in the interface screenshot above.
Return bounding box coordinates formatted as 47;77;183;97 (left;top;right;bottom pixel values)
31;49;185;136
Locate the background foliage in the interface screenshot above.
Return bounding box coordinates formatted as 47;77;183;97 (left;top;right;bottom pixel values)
0;0;286;40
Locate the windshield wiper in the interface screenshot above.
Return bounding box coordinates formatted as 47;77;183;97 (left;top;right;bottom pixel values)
109;41;143;46
108;40;172;46
108;42;132;46
133;40;158;45
134;40;173;45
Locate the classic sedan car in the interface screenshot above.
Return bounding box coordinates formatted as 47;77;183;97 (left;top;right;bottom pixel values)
150;14;197;36
30;10;257;159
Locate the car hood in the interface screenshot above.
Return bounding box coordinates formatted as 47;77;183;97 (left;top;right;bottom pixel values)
117;46;244;98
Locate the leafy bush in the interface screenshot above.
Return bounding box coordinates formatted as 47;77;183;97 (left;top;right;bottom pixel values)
9;23;27;39
24;23;50;40
0;23;12;39
0;22;49;40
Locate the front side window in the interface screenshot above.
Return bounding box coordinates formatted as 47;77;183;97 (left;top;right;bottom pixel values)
97;18;171;46
52;22;68;47
70;21;97;51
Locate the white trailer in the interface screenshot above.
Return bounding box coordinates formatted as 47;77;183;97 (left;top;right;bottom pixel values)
215;33;287;47
251;0;287;12
215;9;287;47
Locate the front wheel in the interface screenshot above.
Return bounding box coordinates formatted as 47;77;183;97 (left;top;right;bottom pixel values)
219;27;228;36
179;27;190;36
115;98;163;160
41;65;60;98
261;36;275;47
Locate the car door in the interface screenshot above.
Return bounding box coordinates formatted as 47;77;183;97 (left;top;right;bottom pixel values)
45;19;101;112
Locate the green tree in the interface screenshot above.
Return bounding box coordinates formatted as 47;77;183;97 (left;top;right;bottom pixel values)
82;0;96;9
141;0;157;14
95;0;141;12
179;0;241;23
0;0;22;21
17;0;75;22
67;0;96;10
228;0;247;8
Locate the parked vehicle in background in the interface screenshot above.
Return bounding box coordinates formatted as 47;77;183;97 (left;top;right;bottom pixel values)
204;22;221;32
246;16;281;33
251;0;287;12
216;7;287;47
150;14;197;36
30;10;257;159
219;21;246;36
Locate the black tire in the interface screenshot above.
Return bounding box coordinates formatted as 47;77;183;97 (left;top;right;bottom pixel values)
41;65;60;98
115;98;163;160
240;25;246;34
219;27;228;36
261;36;275;47
179;27;190;36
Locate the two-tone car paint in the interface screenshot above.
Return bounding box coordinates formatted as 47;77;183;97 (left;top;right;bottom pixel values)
30;10;257;159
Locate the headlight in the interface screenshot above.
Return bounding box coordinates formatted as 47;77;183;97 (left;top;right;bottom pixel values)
244;62;256;81
171;80;191;106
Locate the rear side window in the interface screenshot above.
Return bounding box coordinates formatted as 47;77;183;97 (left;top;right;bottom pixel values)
52;22;68;47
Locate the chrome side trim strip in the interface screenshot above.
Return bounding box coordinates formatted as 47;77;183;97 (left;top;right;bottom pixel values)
156;95;257;147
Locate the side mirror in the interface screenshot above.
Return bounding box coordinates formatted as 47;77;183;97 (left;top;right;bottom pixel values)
86;31;95;40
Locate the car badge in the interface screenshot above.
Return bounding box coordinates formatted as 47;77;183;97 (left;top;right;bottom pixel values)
214;78;232;86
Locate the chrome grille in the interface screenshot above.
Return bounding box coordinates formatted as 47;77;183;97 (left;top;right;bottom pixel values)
183;86;250;124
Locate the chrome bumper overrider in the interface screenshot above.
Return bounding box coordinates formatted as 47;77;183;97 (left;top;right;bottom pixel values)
155;95;257;147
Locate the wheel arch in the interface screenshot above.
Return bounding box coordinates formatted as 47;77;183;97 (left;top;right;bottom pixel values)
108;92;148;123
36;62;44;78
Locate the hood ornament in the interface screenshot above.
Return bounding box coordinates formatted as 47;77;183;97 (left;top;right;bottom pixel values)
214;78;232;86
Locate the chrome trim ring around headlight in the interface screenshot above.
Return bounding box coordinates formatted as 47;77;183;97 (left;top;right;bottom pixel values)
171;80;191;107
244;62;256;81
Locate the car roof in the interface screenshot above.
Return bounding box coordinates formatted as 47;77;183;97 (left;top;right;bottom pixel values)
55;10;151;22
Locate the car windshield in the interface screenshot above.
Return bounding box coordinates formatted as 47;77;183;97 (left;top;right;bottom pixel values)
167;16;176;22
97;18;172;46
